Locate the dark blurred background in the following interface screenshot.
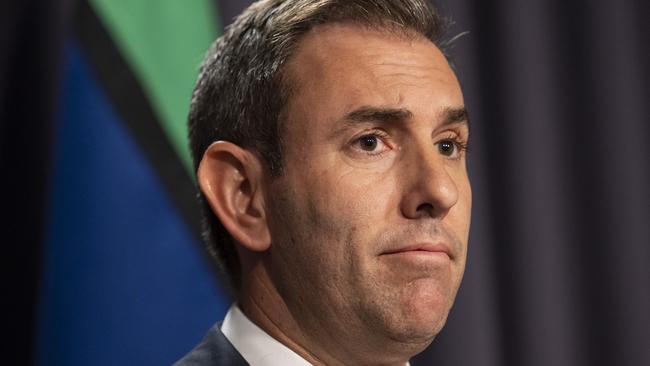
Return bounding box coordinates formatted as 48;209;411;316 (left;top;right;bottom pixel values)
2;0;648;365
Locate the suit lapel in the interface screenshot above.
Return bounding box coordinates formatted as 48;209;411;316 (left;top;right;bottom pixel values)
173;323;248;366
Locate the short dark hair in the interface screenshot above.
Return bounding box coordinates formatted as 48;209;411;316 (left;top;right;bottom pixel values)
188;0;449;291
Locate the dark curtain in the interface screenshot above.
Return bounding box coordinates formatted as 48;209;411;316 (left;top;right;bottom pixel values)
215;0;650;365
1;1;70;364
413;0;650;365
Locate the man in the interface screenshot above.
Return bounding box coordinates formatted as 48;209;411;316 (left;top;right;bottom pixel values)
176;0;471;365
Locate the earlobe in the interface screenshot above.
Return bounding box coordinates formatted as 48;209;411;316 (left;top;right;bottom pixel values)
197;141;271;252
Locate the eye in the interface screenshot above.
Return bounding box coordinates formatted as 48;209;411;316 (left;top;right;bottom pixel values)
351;132;390;156
438;140;456;156
359;135;379;151
437;137;468;159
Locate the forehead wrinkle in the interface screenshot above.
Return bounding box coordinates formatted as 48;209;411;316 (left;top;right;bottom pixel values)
372;59;440;72
372;65;459;94
368;43;450;70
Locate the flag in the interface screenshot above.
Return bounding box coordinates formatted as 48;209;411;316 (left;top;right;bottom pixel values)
35;1;235;364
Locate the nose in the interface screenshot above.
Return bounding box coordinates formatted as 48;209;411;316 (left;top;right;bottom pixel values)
400;149;459;220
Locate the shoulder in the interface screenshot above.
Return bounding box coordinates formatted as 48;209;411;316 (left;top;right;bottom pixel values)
173;323;248;366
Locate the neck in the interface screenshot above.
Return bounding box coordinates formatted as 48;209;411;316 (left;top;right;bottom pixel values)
237;261;414;366
238;263;335;365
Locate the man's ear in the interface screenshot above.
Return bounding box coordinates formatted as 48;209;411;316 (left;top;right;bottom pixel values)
197;141;271;252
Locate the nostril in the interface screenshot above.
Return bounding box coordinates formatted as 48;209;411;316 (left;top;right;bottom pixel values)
415;203;435;218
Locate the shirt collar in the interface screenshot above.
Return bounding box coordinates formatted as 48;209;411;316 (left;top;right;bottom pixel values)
221;303;411;366
221;303;312;366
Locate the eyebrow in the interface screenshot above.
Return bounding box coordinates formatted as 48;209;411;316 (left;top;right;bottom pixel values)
442;106;470;127
343;105;469;127
346;107;413;123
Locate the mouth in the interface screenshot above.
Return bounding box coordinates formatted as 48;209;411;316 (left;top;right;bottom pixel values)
381;243;452;260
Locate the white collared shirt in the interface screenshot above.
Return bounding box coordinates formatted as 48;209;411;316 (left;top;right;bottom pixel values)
221;303;411;366
221;304;312;366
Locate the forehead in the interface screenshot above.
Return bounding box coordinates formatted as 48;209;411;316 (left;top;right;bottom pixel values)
282;23;463;133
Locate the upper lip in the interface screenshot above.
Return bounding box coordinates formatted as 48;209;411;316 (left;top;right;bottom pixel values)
381;242;452;259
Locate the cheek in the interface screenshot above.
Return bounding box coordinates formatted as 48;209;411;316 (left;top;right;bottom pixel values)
448;167;472;228
314;163;400;218
457;178;472;232
447;177;471;274
282;167;395;272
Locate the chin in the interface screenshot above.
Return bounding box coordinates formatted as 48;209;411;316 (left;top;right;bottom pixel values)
386;279;455;343
390;307;449;344
401;309;449;341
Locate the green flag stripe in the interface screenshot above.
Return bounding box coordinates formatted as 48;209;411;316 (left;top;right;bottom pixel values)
88;0;220;171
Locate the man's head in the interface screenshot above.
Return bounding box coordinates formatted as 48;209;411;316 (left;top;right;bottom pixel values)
191;0;471;363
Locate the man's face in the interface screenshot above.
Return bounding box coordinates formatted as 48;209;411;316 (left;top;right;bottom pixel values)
264;24;471;351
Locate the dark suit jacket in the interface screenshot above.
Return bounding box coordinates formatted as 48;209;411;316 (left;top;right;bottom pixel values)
173;323;248;366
